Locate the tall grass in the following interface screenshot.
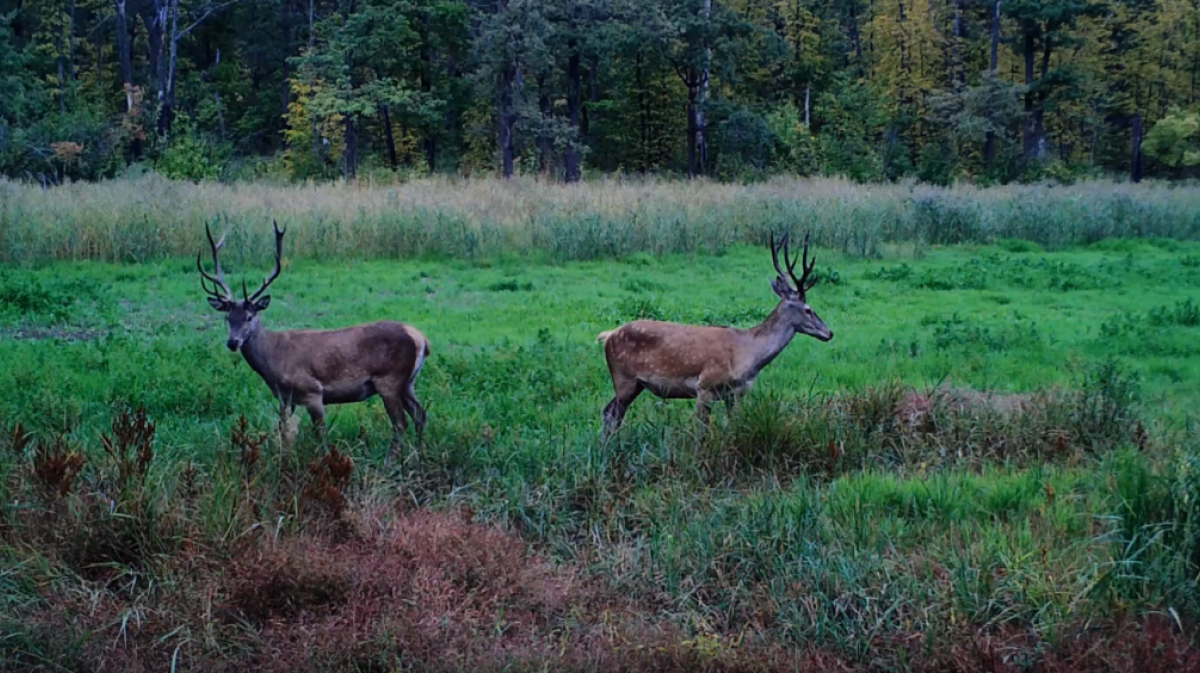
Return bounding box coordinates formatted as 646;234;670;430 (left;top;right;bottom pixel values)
5;175;1200;264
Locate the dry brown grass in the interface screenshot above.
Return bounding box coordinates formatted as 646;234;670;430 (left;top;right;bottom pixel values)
5;173;1200;263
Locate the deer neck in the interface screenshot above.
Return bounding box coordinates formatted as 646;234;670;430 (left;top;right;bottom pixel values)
239;326;284;386
741;303;797;374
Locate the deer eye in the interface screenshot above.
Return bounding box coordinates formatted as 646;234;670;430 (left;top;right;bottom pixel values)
805;307;813;315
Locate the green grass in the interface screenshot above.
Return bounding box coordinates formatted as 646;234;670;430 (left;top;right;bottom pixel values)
5;240;1200;438
4;230;1200;668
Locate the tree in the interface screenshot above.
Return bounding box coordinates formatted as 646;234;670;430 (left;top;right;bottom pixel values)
1143;108;1200;173
1003;0;1101;163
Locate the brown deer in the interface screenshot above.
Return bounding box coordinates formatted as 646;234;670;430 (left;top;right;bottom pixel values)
198;222;429;454
597;232;832;438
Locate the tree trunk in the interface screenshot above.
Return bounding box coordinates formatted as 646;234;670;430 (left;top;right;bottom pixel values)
421;49;436;172
497;0;516;178
984;0;1000;165
563;33;582;182
695;0;711;175
161;0;181;137
139;1;167;127
95;23;102;93
309;0;321;163
1130;113;1143;183
114;0;133;114
804;85;810;128
68;0;76;85
1022;29;1035;159
380;104;399;170
848;1;863;67
686;71;699;178
499;61;517;178
583;53;598;145
537;74;551;175
344;114;358;179
280;0;291;125
1034;35;1052;159
637;49;648;171
211;50;227;140
57;33;66;112
950;0;965;91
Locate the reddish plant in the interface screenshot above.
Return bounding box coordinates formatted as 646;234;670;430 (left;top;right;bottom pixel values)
31;432;85;497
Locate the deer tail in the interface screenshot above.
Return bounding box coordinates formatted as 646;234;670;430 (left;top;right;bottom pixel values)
596;329;616;344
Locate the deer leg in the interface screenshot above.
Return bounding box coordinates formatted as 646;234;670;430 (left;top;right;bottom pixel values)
723;394;740;418
400;384;427;442
380;391;409;461
602;377;642;440
302;396;327;444
723;384;750;421
695;389;714;426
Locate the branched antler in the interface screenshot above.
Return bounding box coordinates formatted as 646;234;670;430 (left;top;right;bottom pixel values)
248;221;286;301
771;231;819;298
197;220;231;299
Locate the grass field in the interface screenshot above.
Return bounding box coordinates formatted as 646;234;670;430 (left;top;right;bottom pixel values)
3;178;1200;671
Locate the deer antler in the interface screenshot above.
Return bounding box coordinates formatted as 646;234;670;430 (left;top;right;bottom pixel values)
770;231;818;298
248;221;286;302
770;231;792;286
787;232;818;297
197;220;231;299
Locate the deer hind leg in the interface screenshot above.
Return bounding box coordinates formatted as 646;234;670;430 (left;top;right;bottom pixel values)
602;375;642;441
399;382;426;442
694;389;714;426
378;387;410;461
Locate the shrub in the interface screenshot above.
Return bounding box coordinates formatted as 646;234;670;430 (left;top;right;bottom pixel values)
155;114;231;181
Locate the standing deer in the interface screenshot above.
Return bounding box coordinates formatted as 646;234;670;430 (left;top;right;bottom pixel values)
597;232;832;438
198;222;429;454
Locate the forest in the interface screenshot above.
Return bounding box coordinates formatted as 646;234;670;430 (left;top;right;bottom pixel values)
3;0;1200;185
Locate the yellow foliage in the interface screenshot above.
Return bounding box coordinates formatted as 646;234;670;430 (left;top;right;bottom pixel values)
283;77;346;176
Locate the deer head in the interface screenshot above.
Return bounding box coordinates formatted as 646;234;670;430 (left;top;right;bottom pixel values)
198;221;286;352
769;231;832;342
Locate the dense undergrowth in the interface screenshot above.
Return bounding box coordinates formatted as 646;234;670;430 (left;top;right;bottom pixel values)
2;373;1199;671
3;187;1200;669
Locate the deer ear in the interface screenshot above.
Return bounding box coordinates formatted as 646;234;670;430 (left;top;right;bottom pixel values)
252;295;271;312
770;276;795;300
207;297;231;312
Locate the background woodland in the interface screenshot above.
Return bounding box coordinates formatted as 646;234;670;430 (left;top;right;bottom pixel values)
3;0;1200;184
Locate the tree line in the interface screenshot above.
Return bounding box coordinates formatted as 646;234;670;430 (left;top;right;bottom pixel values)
2;0;1200;184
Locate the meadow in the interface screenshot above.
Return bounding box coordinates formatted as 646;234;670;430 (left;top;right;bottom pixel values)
2;176;1200;672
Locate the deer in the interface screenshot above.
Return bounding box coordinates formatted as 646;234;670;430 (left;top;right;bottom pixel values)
198;221;429;456
596;232;832;438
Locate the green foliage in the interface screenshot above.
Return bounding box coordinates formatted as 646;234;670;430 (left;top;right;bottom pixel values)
765;102;821;175
1144;109;1200;170
155;115;230;182
3;233;1200;666
3;0;1200;183
714;108;774;180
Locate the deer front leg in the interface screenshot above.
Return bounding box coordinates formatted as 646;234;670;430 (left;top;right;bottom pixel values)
602;376;642;441
301;395;327;444
722;381;752;421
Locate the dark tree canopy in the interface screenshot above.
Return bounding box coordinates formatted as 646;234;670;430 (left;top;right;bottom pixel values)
1;0;1199;183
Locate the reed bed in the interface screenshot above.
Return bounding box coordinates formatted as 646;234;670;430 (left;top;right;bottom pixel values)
4;175;1200;264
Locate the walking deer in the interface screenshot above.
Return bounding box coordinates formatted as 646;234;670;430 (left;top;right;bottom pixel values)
597;232;832;438
198;222;429;454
